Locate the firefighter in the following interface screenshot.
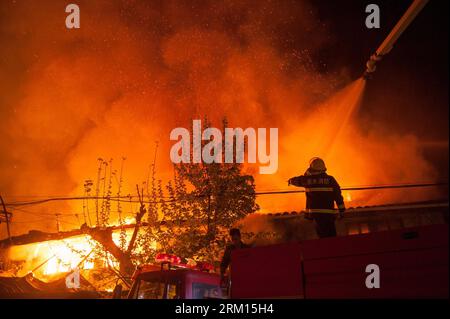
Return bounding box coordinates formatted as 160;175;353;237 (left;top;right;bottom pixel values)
288;157;346;238
220;228;250;285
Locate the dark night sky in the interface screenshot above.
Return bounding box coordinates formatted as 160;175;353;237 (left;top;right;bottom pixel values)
314;0;449;180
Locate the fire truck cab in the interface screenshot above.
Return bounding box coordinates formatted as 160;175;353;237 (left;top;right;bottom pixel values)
127;255;223;299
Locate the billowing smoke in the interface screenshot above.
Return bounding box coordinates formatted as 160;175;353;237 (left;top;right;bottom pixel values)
0;0;438;235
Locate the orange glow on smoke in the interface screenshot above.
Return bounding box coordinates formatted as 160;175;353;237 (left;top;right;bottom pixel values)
0;1;440;235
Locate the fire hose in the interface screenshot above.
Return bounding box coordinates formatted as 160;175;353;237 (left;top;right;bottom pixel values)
363;0;429;79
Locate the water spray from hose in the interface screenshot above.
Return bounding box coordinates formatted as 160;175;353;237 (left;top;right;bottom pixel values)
324;0;429;163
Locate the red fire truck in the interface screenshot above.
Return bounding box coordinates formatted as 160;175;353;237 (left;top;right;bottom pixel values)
126;254;223;299
231;223;449;298
123;223;448;299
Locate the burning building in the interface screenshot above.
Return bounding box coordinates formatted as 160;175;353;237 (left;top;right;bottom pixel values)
0;0;448;298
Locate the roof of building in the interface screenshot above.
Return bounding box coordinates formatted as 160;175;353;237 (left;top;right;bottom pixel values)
262;199;449;218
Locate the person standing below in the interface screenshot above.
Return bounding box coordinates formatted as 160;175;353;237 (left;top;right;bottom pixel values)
288;157;346;238
220;228;250;285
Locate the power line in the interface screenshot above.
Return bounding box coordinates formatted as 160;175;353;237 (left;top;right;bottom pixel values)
9;206;137;226
2;182;448;208
11;218;49;224
256;182;448;195
11;206;61;217
257;181;449;193
3;181;446;199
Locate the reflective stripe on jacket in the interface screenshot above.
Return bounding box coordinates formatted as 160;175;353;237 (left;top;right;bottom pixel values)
289;172;345;213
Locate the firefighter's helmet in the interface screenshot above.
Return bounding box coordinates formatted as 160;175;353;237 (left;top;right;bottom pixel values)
309;157;327;172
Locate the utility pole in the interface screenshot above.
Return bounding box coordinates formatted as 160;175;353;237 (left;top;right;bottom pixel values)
0;195;12;242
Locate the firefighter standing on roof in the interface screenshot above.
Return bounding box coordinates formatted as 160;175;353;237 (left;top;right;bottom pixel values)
288;157;346;238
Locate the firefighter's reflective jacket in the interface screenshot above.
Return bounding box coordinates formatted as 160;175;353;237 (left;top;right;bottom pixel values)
289;172;345;213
